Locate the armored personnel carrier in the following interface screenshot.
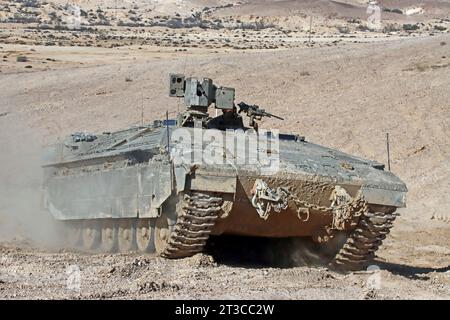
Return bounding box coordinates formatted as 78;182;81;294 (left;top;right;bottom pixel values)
42;74;407;270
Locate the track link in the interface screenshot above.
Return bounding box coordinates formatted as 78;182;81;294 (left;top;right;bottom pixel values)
332;207;398;270
161;192;223;259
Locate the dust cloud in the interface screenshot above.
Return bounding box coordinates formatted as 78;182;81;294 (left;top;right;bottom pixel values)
0;113;62;248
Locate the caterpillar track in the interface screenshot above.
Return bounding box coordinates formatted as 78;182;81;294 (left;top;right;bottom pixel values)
159;192;223;259
332;207;398;270
64;199;397;272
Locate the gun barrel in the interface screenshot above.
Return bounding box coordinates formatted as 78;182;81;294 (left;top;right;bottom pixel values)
272;115;284;120
260;109;284;120
238;101;284;120
270;114;284;120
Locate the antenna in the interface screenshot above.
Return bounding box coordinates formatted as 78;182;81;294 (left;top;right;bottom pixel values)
386;133;391;171
166;110;170;153
141;87;144;126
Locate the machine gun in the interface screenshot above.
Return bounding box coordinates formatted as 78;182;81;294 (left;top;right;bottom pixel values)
237;102;284;131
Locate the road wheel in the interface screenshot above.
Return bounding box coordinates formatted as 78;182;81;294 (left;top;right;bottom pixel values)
136;219;155;253
66;221;82;248
101;219;118;252
118;219;136;253
155;215;173;255
82;220;101;251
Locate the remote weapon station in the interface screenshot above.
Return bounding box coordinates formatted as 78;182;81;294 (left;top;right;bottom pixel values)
42;74;407;270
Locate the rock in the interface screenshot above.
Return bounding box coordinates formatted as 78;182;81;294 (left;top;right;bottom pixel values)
16;56;28;62
187;253;217;267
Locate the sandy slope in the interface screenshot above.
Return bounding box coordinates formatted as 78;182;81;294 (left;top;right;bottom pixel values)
214;0;450;19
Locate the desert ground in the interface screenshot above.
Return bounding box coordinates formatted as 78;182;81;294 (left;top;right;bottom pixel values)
0;0;449;299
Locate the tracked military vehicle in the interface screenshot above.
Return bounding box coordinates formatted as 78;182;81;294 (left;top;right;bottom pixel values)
42;74;407;270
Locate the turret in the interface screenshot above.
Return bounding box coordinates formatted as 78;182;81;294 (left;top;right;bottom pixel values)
169;74;235;128
169;74;283;130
